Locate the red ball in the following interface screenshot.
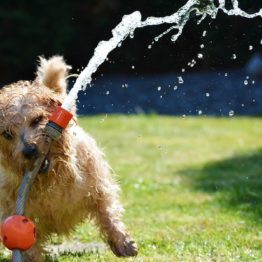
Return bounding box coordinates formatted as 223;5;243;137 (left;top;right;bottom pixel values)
1;215;36;251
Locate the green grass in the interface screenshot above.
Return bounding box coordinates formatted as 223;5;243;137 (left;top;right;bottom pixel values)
1;116;262;261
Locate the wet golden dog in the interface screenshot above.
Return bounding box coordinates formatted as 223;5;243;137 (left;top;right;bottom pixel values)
0;56;137;261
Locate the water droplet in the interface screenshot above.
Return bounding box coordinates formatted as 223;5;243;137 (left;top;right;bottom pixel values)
252;80;255;84
231;53;237;59
241;104;245;107
225;73;228;77
197;53;203;59
174;86;178;90
200;44;204;49
130;31;134;38
181;68;185;72
244;80;248;85
106;91;110;95
157;86;162;91
249;45;253;50
229;110;234;117
148;44;152;49
178;76;184;84
151;245;157;250
134;183;140;189
206;92;210;97
171;34;179;42
131;65;135;69
198;110;203;115
160;95;163;99
246;75;250;79
202;30;207;37
260;39;262;45
118;43;122;47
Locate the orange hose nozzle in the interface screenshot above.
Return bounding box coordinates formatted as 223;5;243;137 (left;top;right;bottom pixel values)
49;106;73;129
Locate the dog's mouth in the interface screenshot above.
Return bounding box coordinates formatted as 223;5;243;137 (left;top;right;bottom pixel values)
39;156;51;174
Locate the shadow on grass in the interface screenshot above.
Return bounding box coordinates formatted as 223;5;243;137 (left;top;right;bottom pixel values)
179;149;262;221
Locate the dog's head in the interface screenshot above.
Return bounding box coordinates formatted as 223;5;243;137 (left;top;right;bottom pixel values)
0;56;72;176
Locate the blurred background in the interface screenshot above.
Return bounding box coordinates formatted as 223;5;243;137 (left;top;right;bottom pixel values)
0;0;261;116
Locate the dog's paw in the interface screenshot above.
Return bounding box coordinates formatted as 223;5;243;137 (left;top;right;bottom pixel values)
109;235;138;257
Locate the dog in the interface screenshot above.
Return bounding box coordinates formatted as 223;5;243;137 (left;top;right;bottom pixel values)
0;56;137;261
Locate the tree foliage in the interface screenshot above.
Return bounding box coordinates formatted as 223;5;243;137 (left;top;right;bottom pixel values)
0;0;261;83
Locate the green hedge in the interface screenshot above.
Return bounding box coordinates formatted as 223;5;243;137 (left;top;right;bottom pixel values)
0;0;260;83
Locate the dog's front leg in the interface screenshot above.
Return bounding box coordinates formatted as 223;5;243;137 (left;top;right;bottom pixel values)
93;195;138;257
78;138;138;257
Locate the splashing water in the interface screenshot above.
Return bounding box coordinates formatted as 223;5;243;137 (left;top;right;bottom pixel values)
62;0;262;111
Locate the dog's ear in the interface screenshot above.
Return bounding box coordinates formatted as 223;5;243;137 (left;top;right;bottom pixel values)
36;56;71;94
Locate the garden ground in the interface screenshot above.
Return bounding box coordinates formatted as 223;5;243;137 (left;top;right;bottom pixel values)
1;116;262;261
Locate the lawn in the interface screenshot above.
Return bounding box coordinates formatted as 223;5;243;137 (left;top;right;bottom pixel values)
1;116;262;261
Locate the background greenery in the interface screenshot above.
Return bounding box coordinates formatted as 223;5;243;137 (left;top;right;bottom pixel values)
0;0;261;83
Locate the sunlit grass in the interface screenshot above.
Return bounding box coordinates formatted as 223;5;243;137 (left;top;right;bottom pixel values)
1;116;262;261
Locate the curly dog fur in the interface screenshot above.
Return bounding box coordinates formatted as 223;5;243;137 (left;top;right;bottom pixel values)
0;56;137;261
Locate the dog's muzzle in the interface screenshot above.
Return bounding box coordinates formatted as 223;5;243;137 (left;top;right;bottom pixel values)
22;143;38;160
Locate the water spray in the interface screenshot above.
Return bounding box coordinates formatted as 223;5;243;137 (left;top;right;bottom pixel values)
62;0;262;112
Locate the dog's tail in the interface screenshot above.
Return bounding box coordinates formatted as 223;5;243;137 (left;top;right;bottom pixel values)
36;56;71;94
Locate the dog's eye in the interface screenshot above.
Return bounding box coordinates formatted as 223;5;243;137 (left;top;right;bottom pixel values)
31;116;43;127
2;130;13;140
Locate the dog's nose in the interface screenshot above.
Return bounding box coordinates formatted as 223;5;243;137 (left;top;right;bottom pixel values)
22;143;38;159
